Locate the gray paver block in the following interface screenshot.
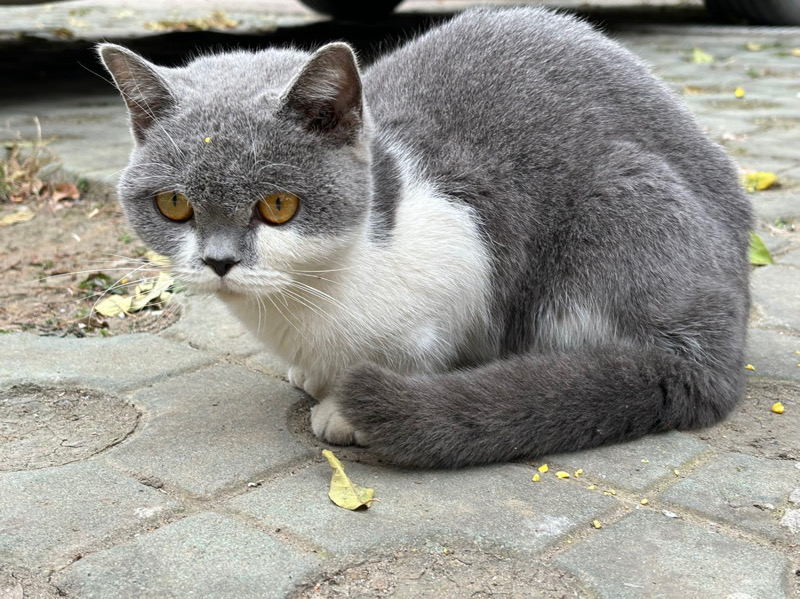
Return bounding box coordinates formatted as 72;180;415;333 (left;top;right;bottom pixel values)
229;461;615;555
160;294;263;358
750;191;800;223
661;452;800;539
104;364;313;497
776;248;800;266
0;461;180;569
0;333;214;393
52;512;321;599
557;510;790;599
547;432;709;492
746;328;800;382
752;265;800;331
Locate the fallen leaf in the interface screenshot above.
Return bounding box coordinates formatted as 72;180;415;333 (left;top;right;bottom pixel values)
322;449;375;510
130;271;173;311
0;208;35;226
749;232;774;266
94;294;132;317
745;364;756;371
691;48;715;64
50;181;80;202
743;171;776;192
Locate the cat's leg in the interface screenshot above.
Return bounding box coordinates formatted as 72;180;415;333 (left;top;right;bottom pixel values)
311;396;367;446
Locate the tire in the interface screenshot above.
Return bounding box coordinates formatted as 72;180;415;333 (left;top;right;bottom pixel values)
297;0;404;20
705;0;800;25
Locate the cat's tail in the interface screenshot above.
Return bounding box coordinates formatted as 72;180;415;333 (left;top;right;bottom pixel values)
338;345;744;468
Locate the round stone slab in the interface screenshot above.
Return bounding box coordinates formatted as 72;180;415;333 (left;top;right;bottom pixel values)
0;385;138;472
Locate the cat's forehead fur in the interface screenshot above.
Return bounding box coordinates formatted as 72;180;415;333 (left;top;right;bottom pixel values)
116;45;370;235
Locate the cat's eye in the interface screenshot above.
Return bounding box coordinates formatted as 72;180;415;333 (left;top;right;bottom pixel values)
258;192;299;225
155;192;193;222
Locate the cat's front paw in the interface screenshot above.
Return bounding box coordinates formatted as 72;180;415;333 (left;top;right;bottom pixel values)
311;397;366;446
287;366;328;400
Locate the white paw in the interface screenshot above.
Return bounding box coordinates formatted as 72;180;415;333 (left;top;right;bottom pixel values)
311;398;366;446
287;366;328;400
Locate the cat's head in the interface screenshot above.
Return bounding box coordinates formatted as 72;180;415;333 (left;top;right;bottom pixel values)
98;42;370;295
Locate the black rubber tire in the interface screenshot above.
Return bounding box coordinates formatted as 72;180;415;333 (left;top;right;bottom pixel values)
297;0;404;20
705;0;800;25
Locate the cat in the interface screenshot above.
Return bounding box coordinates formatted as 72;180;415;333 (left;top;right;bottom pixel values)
98;7;752;468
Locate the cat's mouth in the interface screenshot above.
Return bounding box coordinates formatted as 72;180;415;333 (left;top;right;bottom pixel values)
172;265;293;297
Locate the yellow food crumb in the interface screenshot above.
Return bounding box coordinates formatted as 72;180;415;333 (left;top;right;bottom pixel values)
538;464;549;473
574;468;584;478
640;498;649;505
734;86;745;98
588;485;596;490
567;539;572;544
532;473;540;482
592;520;603;529
772;402;785;414
555;471;570;479
603;489;617;496
204;136;212;143
674;469;681;476
121;278;128;284
745;364;755;371
641;459;650;463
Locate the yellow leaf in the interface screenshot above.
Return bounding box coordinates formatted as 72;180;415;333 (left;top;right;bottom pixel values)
0;209;35;226
772;402;785;414
742;172;776;193
95;294;132;317
745;364;755;371
532;473;540;482
691;48;714;64
322;450;375;510
130;272;174;312
734;86;745;98
538;464;549;473
144;250;170;267
555;471;570;479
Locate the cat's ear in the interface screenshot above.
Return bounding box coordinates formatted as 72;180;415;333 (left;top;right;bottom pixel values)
97;44;174;144
280;43;364;146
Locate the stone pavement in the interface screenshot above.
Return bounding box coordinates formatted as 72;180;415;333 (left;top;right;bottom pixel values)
2;8;800;599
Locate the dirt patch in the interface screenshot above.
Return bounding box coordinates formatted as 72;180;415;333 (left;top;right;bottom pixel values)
292;545;590;598
0;188;180;337
693;378;799;461
0;385;139;472
0;564;62;599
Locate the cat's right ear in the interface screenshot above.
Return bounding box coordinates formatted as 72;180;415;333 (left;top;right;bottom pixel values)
280;43;364;146
97;44;174;145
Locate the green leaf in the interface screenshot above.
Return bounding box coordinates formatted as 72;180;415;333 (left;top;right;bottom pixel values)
749;232;774;266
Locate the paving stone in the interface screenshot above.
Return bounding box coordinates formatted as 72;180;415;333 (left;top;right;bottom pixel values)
557;510;790;599
161;294;264;358
104;364;313;497
749;191;800;223
547;432;709;492
245;351;289;379
0;333;214;393
662;452;800;539
229;461;615;556
752;265;800;331
52;512;320;599
776;248;800;266
0;461;180;569
745;328;800;382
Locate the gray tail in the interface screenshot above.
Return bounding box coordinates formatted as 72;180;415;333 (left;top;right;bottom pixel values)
339;344;743;468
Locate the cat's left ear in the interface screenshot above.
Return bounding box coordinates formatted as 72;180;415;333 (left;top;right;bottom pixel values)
280;43;363;146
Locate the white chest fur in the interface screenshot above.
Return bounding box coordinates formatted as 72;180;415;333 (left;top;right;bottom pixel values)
223;153;495;397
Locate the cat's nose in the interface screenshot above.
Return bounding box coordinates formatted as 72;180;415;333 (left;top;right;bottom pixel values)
203;256;239;277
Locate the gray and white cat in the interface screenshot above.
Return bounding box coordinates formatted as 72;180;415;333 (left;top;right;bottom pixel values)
99;7;752;468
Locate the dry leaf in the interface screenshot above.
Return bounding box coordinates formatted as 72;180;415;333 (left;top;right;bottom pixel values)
322;449;375;510
144;250;170;267
95;294;133;317
0;209;35;226
742;171;776;192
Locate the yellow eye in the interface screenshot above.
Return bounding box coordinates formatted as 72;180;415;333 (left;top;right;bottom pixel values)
155;192;193;222
258;192;299;225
